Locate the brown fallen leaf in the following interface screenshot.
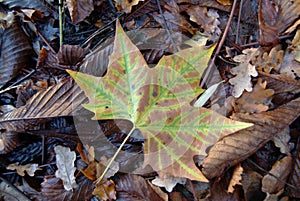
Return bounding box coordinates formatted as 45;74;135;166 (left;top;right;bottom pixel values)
66;0;94;24
234;78;274;114
115;0;144;13
93;179;116;201
227;163;243;193
185;6;221;41
216;0;231;5
7;163;41;177
229;48;259;98
115;174;167;201
255;45;284;73
262;155;292;194
201;97;300;179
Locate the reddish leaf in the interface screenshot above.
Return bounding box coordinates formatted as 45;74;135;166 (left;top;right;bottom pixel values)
93;179;116;201
201;97;300;179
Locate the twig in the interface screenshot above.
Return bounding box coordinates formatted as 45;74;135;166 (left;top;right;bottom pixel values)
59;0;63;47
156;0;178;52
95;126;136;184
235;0;243;44
200;0;238;88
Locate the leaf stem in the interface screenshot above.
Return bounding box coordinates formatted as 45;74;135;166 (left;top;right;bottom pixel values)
59;0;63;47
95;126;136;184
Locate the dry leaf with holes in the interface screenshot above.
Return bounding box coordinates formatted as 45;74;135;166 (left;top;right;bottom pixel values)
256;45;284;73
234;78;274;113
93;179;116;201
262;156;292;194
229;48;259;98
228;163;243;193
115;0;144;13
54;145;77;191
7;163;41;177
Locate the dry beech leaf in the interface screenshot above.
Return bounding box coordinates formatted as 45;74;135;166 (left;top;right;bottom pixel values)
115;0;144;13
262;156;292;194
93;179;116;201
234;78;274;114
229;48;259;98
202;97;300;179
227;163;243;193
54;145;77;191
66;0;94;24
7;163;41;177
57;45;89;66
186;6;221;41
151;175;186;192
115;174;167;201
39;175;93;201
0;12;32;87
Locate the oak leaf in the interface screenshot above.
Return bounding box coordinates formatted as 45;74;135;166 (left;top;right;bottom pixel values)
7;163;41;177
68;21;252;182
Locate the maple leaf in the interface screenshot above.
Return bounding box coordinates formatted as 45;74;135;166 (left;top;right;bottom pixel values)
67;21;252;182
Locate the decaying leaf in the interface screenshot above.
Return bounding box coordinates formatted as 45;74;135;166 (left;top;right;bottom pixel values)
115;0;144;13
233;78;274;113
115;174;167;201
7;163;41;176
57;45;89;66
93;179;116;201
229;48;259;98
0;0;54;15
39;176;93;201
202;97;300;179
227;163;243;193
0;12;32;87
54;145;77;191
0;181;29;201
66;0;94;24
262;156;292;194
216;0;231;5
288;139;300;198
186;6;221;41
152;175;186;192
68;21;252;182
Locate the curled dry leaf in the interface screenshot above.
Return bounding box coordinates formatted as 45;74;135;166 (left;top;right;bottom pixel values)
229;48;259;98
201;97;300;179
0;12;32;87
273;127;291;155
255;45;284;73
227;163;243;193
93;179;116;201
54;145;77;191
7;163;41;177
115;0;144;13
152;175;186;192
57;45;89;66
115;174;167;201
233;78;274;114
66;0;94;24
262;155;292;194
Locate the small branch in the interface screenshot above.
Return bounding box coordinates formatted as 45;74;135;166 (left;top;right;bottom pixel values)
200;0;238;88
59;0;64;47
95;126;136;184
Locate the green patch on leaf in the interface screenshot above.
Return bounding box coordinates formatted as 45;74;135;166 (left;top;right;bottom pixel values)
67;21;252;182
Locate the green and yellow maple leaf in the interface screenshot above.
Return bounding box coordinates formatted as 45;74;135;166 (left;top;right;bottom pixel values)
67;21;252;182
